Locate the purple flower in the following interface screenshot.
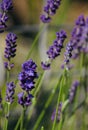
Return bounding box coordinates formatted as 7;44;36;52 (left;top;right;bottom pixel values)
47;30;67;60
6;82;16;104
63;15;87;68
80;18;88;53
69;81;79;103
76;15;85;26
51;102;62;122
40;15;51;23
4;62;14;70
41;30;67;70
40;0;61;23
0;13;8;32
1;0;13;12
0;0;13;32
41;61;51;70
18;92;33;107
18;59;38;92
64;41;73;64
4;32;17;61
0;90;2;109
72;15;88;58
22;59;37;72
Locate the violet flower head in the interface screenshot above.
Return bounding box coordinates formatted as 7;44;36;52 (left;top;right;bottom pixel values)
18;92;33;107
1;0;13;12
0;90;2;109
41;61;51;70
0;0;13;32
80;17;88;53
4;32;17;61
6;82;16;104
47;30;67;59
69;80;79;103
40;0;61;23
41;30;67;70
64;41;73;64
0;13;8;32
51;102;62;122
18;59;38;92
71;15;86;59
76;15;85;26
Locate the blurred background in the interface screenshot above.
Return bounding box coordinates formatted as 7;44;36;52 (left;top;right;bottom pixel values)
0;0;88;129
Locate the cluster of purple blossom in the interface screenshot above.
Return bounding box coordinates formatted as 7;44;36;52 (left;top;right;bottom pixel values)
61;15;88;69
18;59;38;107
51;102;62;122
69;80;79;103
41;30;67;70
4;32;17;70
0;0;17;70
40;0;61;23
0;90;2;109
0;0;13;32
6;82;16;103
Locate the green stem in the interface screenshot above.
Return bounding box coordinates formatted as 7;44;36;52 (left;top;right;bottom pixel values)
20;108;25;130
52;74;65;130
27;71;45;121
3;103;10;130
6;70;10;82
34;71;45;97
33;76;62;130
26;24;44;60
41;126;44;130
14;116;21;130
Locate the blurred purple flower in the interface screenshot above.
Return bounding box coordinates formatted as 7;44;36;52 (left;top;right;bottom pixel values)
51;102;62;122
69;80;79;103
18;59;38;92
0;90;2;109
0;0;13;32
4;32;17;61
41;61;51;70
18;92;33;107
1;0;13;11
40;0;61;23
6;82;16;104
41;30;67;70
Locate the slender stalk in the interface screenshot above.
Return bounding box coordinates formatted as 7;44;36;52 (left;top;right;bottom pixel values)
34;71;45;97
26;24;44;60
3;103;10;130
6;70;10;82
20;108;26;130
52;73;65;130
27;71;45;121
14;116;21;130
41;126;44;130
33;76;62;130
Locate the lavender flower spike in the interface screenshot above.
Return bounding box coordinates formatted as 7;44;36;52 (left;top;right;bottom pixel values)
1;0;13;12
69;80;79;103
0;0;13;32
51;102;62;122
18;92;33;107
18;59;38;92
40;0;61;23
4;32;17;70
47;30;67;60
4;32;17;60
6;82;16;104
41;30;67;70
0;90;2;109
